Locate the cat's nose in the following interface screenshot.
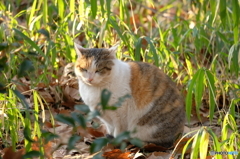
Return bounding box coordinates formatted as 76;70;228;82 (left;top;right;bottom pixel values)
88;78;93;82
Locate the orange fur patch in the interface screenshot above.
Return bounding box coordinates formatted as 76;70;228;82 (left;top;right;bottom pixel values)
75;56;94;69
129;62;167;109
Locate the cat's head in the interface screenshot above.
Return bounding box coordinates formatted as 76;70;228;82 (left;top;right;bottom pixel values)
74;43;118;86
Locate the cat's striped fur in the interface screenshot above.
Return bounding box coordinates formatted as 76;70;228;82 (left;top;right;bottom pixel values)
74;43;185;147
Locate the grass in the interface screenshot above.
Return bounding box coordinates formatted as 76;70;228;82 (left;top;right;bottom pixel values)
0;0;239;158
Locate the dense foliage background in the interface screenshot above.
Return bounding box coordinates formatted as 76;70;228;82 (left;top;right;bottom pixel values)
0;0;239;158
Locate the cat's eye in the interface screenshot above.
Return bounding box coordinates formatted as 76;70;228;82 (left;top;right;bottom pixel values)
95;67;111;73
80;68;87;72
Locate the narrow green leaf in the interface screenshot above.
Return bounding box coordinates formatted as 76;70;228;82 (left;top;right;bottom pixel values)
41;131;59;143
57;0;65;21
101;89;111;109
55;114;75;127
68;135;81;150
28;0;38;27
90;138;109;153
38;28;50;39
17;60;35;78
207;128;222;159
74;105;90;113
23;151;43;158
91;0;97;19
130;138;143;147
106;0;111;18
181;137;194;159
69;0;75;21
186;70;200;122
219;0;227;27
199;128;209;159
194;69;205;120
71;112;86;128
191;129;202;159
205;70;216;122
13;28;45;57
232;0;240;44
144;37;159;66
134;37;143;61
42;0;48;25
111;131;130;145
23;126;34;142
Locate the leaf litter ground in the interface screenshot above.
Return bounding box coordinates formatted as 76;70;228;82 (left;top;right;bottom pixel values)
0;62;222;159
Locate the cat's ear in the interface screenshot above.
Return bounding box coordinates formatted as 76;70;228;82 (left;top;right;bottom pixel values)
74;42;86;58
108;43;119;57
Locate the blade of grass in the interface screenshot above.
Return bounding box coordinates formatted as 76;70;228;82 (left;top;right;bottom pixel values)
13;28;45;58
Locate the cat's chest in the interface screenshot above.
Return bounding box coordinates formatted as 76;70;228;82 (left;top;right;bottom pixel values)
78;72;131;110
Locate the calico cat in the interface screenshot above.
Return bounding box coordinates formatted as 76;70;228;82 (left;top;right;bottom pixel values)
74;43;185;148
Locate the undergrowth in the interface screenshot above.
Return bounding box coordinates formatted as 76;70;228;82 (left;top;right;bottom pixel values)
0;0;239;158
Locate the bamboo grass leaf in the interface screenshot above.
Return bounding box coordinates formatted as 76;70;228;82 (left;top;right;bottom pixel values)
90;0;97;19
194;68;205;120
13;28;45;58
205;70;216;122
199;128;209;159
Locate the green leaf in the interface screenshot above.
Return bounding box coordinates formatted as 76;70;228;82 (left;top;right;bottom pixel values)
186;69;200;122
0;42;8;51
199;128;209;159
0;56;7;72
207;128;222;159
194;68;205;120
87;110;100;121
90;138;109;153
23;126;34;142
38;28;50;39
111;131;130;145
181;137;194;159
74;105;90;113
101;89;111;109
90;0;97;19
68;135;81;150
71;112;86;128
55;114;75;127
190;129;202;159
0;83;6;94
17;60;35;78
232;0;240;44
13;28;45;57
130;138;143;147
23;151;43;158
219;0;227;27
13;90;30;109
205;70;216;122
41;131;59;143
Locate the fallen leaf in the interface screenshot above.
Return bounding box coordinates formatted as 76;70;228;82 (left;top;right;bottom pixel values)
147;152;172;159
2;147;25;159
87;127;105;138
38;90;54;103
143;143;169;152
173;137;192;154
102;149;131;159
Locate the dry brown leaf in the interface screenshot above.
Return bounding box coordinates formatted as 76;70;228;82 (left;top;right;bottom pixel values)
31;137;55;159
59;109;71;116
38;90;54;103
102;149;131;159
147;152;172;159
87;127;105;138
172;137;192;155
2;147;25;159
102;143;115;153
143;143;169;152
